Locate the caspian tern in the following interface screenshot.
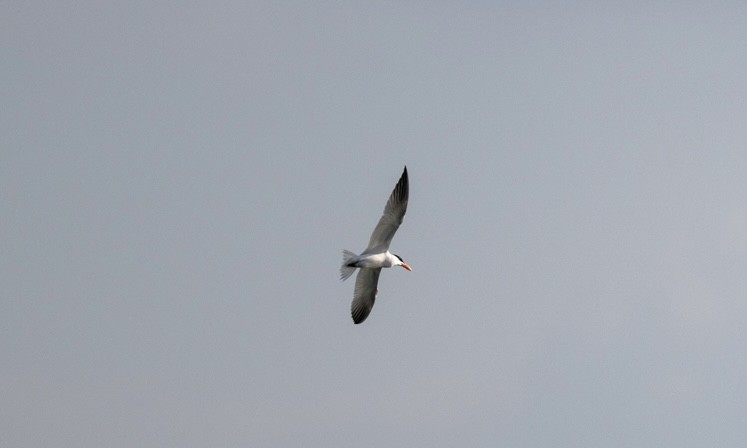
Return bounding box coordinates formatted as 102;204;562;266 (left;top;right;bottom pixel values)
340;166;412;324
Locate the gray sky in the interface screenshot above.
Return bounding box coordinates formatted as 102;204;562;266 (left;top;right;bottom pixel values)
3;2;747;447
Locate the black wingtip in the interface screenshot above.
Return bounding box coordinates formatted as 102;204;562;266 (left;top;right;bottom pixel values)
391;165;408;206
400;166;408;197
352;312;366;324
398;166;408;183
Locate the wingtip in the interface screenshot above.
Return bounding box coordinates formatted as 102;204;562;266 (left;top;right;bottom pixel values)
351;310;367;324
398;166;408;186
400;166;409;198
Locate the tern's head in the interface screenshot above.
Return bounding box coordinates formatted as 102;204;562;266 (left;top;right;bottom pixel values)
393;254;413;272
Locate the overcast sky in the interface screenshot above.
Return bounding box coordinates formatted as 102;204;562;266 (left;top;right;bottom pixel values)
3;2;747;447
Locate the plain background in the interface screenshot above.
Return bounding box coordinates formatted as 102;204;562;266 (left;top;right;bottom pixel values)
3;2;747;447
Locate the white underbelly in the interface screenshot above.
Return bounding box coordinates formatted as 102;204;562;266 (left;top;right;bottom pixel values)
356;252;390;268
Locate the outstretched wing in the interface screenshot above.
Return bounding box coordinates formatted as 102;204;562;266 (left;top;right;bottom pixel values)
351;268;382;324
366;166;408;252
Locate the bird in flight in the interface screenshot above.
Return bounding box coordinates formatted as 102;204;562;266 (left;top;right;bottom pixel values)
340;166;412;324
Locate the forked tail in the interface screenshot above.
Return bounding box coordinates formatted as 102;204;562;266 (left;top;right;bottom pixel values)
340;250;358;281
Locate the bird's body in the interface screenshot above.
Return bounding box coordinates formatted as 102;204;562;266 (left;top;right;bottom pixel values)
340;166;411;324
343;250;402;270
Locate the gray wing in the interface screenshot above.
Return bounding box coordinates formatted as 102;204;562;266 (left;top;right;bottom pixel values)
351;268;382;324
366;166;409;252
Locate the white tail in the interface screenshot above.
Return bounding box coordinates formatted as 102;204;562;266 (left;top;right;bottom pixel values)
340;250;358;281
